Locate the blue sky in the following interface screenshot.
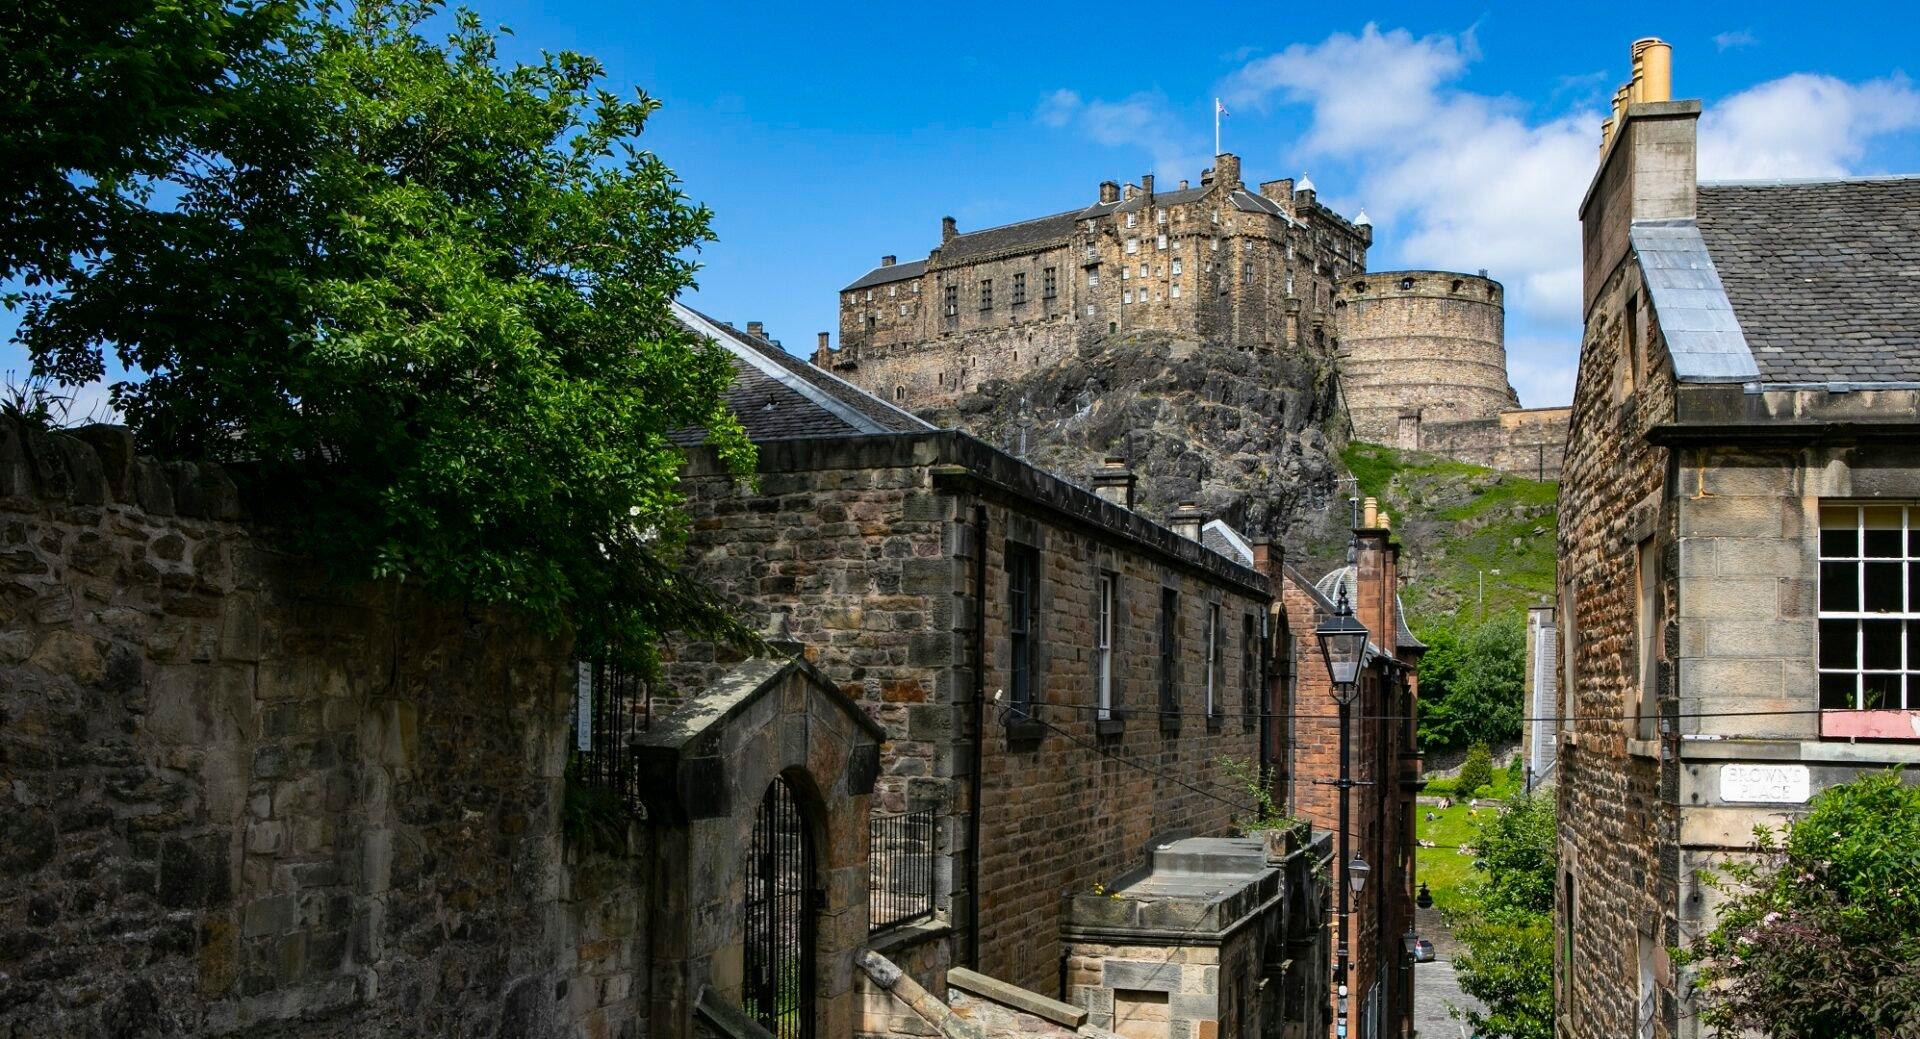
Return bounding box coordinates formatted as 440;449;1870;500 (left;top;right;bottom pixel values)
10;3;1920;413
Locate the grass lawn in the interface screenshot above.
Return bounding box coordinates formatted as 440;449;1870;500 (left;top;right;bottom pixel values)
1415;770;1521;915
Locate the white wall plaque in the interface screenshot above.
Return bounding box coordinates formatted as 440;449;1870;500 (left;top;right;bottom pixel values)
1720;763;1810;804
575;662;594;752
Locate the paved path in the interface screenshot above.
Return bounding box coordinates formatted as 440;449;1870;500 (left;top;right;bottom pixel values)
1413;957;1484;1039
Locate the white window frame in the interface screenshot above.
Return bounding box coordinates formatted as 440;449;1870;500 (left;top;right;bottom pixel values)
1171;283;1181;299
1171;259;1182;276
1126;211;1137;228
1818;503;1920;712
1126;237;1139;254
1634;537;1659;739
1206;603;1223;717
1156;233;1168;250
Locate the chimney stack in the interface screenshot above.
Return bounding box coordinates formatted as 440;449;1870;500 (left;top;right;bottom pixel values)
1179;179;1189;190
1352;499;1401;657
1214;153;1242;188
1100;180;1120;204
1583;38;1697;315
817;331;830;350
1123;183;1138;201
942;216;957;242
746;321;766;339
813;332;831;365
1091;457;1137;510
1142;174;1155;197
1169;501;1208;542
881;255;896;267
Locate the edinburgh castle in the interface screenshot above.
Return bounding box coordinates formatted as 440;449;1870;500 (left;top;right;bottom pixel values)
816;153;1569;484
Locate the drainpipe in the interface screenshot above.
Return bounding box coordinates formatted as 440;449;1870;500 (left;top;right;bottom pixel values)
967;504;988;970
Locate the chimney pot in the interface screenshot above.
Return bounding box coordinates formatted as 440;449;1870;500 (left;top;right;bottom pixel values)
942;216;957;242
817;332;829;349
1092;457;1138;511
881;255;896;267
1169;500;1209;542
1632;38;1672;104
746;321;766;338
1362;496;1379;528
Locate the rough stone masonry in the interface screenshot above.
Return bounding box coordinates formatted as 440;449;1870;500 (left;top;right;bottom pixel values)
0;418;646;1038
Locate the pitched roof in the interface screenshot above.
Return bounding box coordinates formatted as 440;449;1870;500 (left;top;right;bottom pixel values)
935;210;1081;264
842;258;928;293
1694;177;1920;386
670;302;935;443
1628;220;1759;383
1201;519;1255;567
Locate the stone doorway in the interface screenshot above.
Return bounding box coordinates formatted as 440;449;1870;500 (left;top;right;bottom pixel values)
743;776;816;1039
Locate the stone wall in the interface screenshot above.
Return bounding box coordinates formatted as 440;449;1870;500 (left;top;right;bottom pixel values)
1554;248;1679;1039
1405;406;1570;482
0;420;643;1037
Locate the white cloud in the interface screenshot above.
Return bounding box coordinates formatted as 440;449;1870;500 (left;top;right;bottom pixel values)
1699;73;1920;180
1714;30;1758;52
1032;90;1209;181
1220;25;1920;406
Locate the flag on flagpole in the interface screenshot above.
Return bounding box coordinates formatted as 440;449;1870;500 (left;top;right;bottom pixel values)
1214;98;1228;156
1215;98;1229;118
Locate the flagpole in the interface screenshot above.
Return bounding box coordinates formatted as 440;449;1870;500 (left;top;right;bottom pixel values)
1214;97;1221;156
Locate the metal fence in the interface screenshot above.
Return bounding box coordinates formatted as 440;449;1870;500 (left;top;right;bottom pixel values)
571;654;650;812
868;809;935;932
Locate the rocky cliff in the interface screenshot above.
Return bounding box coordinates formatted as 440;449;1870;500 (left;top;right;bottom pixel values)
921;330;1357;558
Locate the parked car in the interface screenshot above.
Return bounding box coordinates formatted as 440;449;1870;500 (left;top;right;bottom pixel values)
1412;938;1436;963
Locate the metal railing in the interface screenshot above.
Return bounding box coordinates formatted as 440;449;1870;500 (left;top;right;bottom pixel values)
868;809;935;932
571;653;650;812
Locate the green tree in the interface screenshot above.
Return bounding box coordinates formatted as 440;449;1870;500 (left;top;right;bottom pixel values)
9;0;754;661
1456;742;1494;797
1453;791;1557;1039
1684;769;1920;1039
1417;615;1526;751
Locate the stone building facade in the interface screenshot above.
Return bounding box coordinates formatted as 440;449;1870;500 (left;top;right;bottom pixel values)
1334;271;1570;480
664;305;1389;1038
819;155;1370;411
1556;39;1920;1039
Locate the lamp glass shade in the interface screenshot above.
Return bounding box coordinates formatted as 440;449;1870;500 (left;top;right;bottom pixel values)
1347;854;1370;894
1316;585;1370;698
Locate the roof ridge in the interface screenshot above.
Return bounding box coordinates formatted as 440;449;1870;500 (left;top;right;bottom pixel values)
949;207;1082;239
1700;173;1920;188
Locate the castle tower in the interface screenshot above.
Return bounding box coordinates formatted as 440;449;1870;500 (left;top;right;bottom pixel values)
1334;270;1519;446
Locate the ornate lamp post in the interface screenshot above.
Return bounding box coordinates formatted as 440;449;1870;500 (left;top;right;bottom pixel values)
1316;580;1369;1038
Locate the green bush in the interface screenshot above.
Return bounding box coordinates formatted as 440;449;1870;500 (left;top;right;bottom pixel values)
1415;616;1526;752
1454;791;1558;1039
1685;769;1920;1038
1424;777;1458;796
1457;743;1494;798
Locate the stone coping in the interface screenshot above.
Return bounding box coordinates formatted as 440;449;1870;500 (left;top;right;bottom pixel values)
1062;836;1285;943
694;987;775;1039
633;652;884;753
946;968;1088;1028
867;917;952;956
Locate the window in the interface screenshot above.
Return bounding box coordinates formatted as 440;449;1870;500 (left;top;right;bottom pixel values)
1284;271;1294;296
1625;292;1642;392
894;385;904;401
911;281;919;294
1243;264;1254;285
1122;267;1130;281
1634;537;1660;740
1156;208;1166;225
979;279;994;311
1171;259;1182;276
1159;588;1180;720
898;303;907;316
1399;276;1414;290
1156;234;1167;250
1126;237;1139;254
1012;271;1027;304
887;285;895;297
1088;269;1100;288
1210;237;1219;251
1242;614;1258;728
1138;263;1147;278
1007;543;1038;715
866;289;874;301
1097;574;1117;719
1171;284;1181;299
1206;604;1223;717
1636;933;1657;1039
1043;266;1058;299
944;284;958;316
1246;240;1254;253
1126;212;1137;228
1122;290;1133;305
1561;579;1579;735
1818;504;1920;712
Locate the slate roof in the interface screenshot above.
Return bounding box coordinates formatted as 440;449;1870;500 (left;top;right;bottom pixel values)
935;210;1081;264
1628;220;1759;383
1201;519;1255;567
842;258;928;293
1695;177;1920;385
670;302;935;443
1313;564;1425;653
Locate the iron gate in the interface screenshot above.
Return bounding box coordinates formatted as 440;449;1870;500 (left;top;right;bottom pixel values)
743;777;815;1039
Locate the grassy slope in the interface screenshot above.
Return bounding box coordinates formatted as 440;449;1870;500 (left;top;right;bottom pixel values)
1414;769;1522;914
1338;442;1559;630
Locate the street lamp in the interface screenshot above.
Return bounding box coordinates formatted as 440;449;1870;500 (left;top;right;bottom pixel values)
1315;579;1370;1033
1416;881;1434;910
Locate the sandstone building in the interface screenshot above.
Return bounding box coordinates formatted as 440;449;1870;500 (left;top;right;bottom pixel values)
820;155;1370;411
1556;39;1920;1039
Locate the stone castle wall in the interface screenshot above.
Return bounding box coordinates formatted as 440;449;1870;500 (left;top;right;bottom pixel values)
1335;270;1518;442
824;156;1366;413
1410;406;1572;481
0;420;643;1038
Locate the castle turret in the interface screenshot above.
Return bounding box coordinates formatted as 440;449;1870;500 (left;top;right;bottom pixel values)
1335;271;1519;445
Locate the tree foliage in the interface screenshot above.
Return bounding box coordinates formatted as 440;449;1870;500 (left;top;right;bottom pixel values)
1684;769;1920;1039
1453;790;1557;1039
1416;614;1526;751
7;0;755;661
1457;742;1494;797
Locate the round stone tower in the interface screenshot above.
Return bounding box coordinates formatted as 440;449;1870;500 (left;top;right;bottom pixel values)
1333;270;1519;446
